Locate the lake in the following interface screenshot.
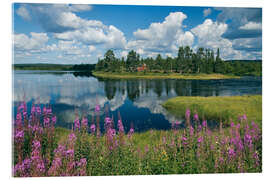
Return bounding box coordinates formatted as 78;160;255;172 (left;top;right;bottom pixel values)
13;70;262;132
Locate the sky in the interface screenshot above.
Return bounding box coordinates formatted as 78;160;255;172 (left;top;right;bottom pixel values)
13;3;262;64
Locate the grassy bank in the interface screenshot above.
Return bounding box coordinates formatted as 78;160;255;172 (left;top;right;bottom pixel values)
162;95;262;126
93;71;240;80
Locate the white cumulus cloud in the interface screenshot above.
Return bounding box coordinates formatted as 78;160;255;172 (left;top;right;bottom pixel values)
13;32;49;51
129;12;194;55
16;5;31;21
239;22;262;30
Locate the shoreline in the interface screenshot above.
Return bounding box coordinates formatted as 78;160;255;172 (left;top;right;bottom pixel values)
93;71;241;80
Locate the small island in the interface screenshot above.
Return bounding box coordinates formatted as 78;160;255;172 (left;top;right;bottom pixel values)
94;46;262;80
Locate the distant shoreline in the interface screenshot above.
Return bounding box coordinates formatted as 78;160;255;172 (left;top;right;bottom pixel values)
13;63;96;71
92;71;240;80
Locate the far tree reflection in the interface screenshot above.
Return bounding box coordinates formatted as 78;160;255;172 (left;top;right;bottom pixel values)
104;80;117;100
127;80;140;101
93;77;262;102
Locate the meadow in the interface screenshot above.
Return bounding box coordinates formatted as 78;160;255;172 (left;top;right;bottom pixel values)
162;95;262;126
13;101;262;177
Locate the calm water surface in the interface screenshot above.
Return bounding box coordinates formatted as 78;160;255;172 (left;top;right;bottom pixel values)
13;70;262;132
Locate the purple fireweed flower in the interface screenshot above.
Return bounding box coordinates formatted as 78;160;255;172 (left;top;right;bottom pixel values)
16;112;22;127
13;158;31;177
251;121;258;129
79;158;87;165
185;109;190;120
48;157;62;176
30;140;45;174
197;124;202;132
44;117;50;127
15;129;24;142
36;106;41;115
32;140;41;152
128;127;134;138
52;115;57;124
228;147;236;159
23;102;27;111
23;111;27;117
230;122;235;128
230;137;236;146
106;127;117;150
54;144;66;156
118;119;124;133
129;127;134;134
238;114;247;121
105;117;112;128
237;140;244;151
198;136;203;143
31;106;36;114
244;133;253;148
90;124;96;134
79;158;87;176
22;158;31;170
47;107;52;115
67;161;76;173
74;117;80;130
68;132;76;142
66;149;74;158
253;151;260;167
189;126;194;136
108;128;116;137
181;136;188;145
202;120;207;128
18;103;24;111
13;163;23;176
95;104;100;112
219;157;224;164
43;106;47;114
36;161;45;173
81;117;88;128
193;113;199;121
77;158;87;176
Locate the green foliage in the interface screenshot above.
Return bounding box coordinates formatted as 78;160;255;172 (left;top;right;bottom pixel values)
72;64;95;71
95;46;262;77
13;64;74;71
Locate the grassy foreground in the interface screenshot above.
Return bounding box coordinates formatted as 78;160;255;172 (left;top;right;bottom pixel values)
162;95;262;126
93;71;240;80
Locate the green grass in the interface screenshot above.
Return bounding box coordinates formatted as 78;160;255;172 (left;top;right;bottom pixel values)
162;95;262;126
93;71;240;80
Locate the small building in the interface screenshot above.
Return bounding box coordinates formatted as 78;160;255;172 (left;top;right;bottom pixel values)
137;64;147;72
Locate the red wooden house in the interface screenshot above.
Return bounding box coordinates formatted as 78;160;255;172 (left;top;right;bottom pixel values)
137;64;147;72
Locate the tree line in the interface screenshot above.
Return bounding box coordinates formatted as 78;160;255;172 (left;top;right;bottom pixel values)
95;46;262;76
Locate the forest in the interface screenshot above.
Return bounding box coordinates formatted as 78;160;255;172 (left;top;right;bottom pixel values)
95;46;262;76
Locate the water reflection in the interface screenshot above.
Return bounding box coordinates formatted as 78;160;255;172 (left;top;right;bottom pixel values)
13;70;262;132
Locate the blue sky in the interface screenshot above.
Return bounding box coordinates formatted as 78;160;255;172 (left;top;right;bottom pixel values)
13;3;262;64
